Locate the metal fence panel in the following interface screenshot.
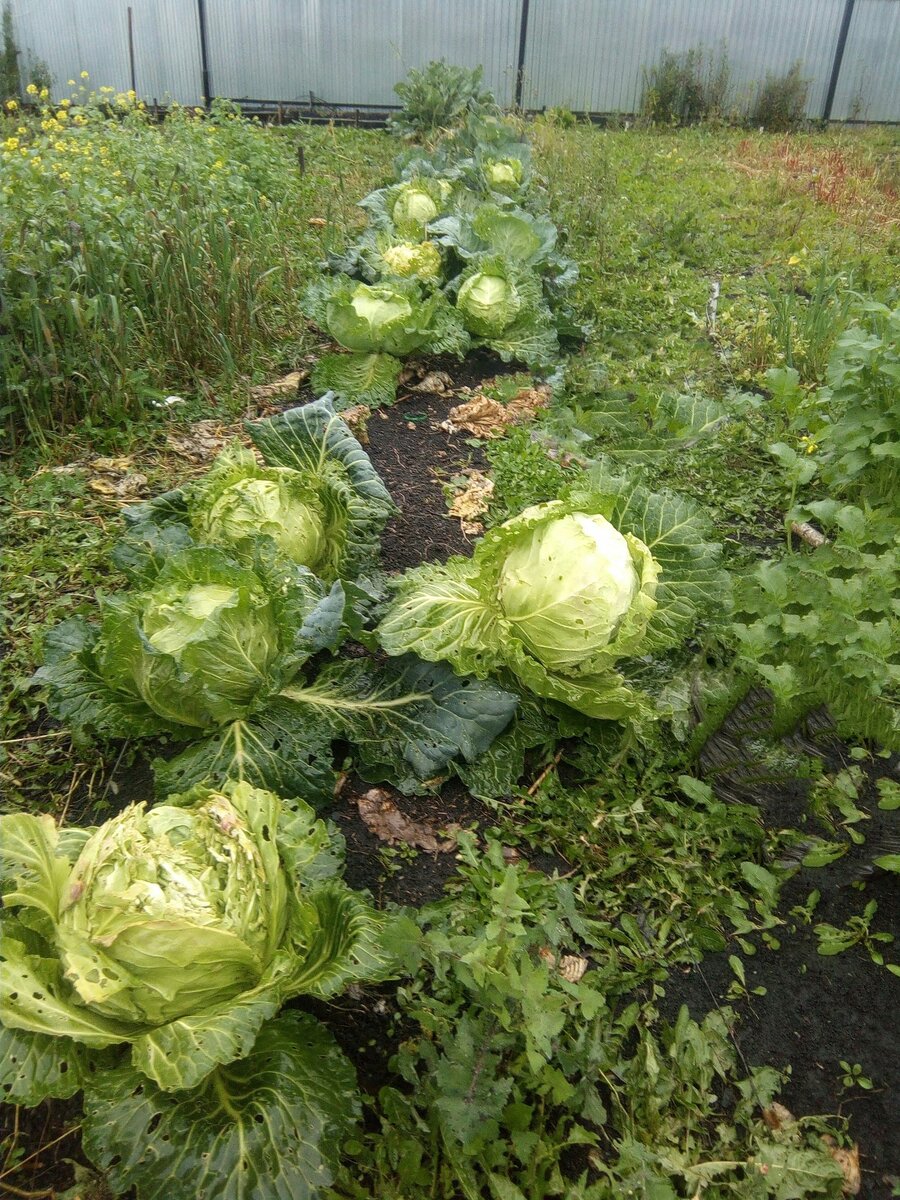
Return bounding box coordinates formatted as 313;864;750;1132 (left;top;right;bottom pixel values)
829;0;900;120
12;0;203;104
521;0;850;118
206;0;521;106
7;0;900;121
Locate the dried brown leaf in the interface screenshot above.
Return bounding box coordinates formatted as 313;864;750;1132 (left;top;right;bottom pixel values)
409;370;455;395
821;1138;861;1195
356;788;459;852
443;384;550;438
340;404;371;443
762;1102;795;1131
537;947;589;981
165;421;239;464
248;371;307;402
308;217;327;228
88;473;148;499
447;469;494;535
91;456;134;473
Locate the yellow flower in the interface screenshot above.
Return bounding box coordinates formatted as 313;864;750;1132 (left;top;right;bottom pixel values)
100;86;114;95
212;159;224;169
72;114;88;126
60;97;71;107
56;109;68;121
68;79;76;86
787;254;801;266
26;83;38;95
39;87;49;99
31;154;42;165
80;71;90;79
5;98;17;111
4;136;19;150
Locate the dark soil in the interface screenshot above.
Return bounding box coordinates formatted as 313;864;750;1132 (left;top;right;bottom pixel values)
663;694;900;1200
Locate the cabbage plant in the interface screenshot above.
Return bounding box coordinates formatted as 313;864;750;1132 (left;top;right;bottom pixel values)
378;478;729;720
35;541;518;802
123;399;396;583
0;780;392;1198
304;276;469;406
358;176;452;239
452;255;558;368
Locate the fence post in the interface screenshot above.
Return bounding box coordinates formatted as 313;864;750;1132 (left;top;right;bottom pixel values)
127;7;137;94
822;0;856;122
196;0;213;105
514;0;531;109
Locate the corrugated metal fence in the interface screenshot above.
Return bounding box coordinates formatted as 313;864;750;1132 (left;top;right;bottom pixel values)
9;0;900;121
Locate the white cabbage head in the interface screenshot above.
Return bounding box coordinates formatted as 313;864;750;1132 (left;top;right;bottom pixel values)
202;475;325;569
497;510;657;670
456;270;520;336
392;186;439;232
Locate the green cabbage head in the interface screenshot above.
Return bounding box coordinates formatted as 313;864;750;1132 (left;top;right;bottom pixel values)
94;547;280;730
0;779;385;1102
497;509;657;671
381;240;442;281
198;472;325;570
392;184;439;233
457;268;521;336
55;784;287;1025
484;157;524;194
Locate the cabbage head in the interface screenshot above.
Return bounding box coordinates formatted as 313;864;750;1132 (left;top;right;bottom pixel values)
94;546;280;730
484;156;524;195
55;784;287;1025
457;268;521;336
378;495;675;721
326;282;429;356
197;469;325;571
381;240;443;281
391;184;439;233
497;510;655;671
0;779;386;1107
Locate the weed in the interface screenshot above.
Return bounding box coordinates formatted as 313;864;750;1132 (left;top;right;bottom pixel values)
641;46;731;127
750;62;810;132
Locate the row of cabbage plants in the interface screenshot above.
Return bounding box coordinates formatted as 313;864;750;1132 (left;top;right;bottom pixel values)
1;96;732;1198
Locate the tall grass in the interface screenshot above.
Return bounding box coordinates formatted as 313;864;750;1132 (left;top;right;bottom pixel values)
0;88;392;451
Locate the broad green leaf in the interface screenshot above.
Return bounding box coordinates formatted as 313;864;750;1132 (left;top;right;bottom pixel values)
1;926;136;1048
312;350;403;408
282;655;518;794
32;617;172;741
0;1024;101;1106
83;1012;361;1200
152;701;336;804
0;812;70;919
131;986;281;1092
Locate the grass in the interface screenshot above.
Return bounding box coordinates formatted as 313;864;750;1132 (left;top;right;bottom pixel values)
1;86;394;454
1;114;898;1199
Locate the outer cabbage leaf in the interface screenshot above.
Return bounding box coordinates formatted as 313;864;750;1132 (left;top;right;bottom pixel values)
151;697;337;802
431;203;557;268
312;350;404;409
279;654;519;795
0;1024;105;1106
82;1012;361;1200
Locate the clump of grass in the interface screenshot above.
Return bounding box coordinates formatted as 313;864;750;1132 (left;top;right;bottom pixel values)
641;46;731;126
750;61;810;131
0;83;391;452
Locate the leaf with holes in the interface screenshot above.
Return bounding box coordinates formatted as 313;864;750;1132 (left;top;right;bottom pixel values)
82;1012;360;1200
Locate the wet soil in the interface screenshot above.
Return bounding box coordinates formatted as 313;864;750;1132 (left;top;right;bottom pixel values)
664;693;900;1199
